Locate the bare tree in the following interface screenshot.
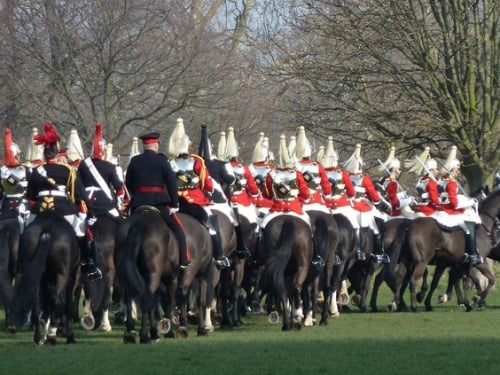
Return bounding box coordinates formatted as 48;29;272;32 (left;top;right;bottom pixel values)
258;0;499;189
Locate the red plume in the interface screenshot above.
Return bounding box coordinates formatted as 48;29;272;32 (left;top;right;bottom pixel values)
92;123;105;159
34;122;61;148
3;128;18;167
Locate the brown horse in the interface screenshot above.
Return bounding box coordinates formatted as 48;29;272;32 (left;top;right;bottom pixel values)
175;212;217;336
0;217;21;333
115;207;179;343
78;214;121;332
261;214;313;331
15;215;80;345
390;189;500;312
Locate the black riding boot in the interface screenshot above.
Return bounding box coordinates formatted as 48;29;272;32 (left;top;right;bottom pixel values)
464;221;483;265
234;224;251;259
207;215;230;270
355;228;365;261
372;232;390;264
79;237;103;281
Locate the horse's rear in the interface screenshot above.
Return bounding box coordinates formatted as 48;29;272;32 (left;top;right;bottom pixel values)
262;214;313;331
0;217;21;333
115;208;179;343
15;216;80;345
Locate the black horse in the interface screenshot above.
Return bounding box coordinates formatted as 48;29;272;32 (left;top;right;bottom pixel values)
261;214;313;331
15;215;80;345
115;207;179;343
0;216;21;333
390;188;500;312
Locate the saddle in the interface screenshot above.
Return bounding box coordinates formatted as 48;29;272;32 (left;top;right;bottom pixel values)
135;205;160;215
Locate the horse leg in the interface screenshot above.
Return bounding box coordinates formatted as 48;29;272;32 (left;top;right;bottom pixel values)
423;264;447;311
81;298;96;330
65;281;76;344
219;269;233;330
471;263;496;307
410;262;427;312
370;264;387;312
416;267;429;303
389;260;408;312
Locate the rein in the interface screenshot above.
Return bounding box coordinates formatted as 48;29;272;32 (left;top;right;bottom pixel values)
480;209;500;248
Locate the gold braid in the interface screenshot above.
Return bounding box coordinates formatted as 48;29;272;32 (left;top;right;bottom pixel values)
192;154;207;191
63;164;77;203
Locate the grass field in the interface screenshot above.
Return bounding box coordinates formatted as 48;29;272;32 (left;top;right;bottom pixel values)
1;267;500;375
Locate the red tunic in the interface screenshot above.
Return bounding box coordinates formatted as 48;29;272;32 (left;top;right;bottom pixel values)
229;161;259;207
176;154;213;206
386;178;403;216
250;161;274;208
350;174;381;212
440;176;465;215
265;168;310;215
414;175;439;216
324;167;355;209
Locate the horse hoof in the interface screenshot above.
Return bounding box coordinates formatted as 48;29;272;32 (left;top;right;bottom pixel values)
437;294;448;304
123;330;137;344
387;303;397;313
338;294;350;306
291;321;302;331
268;311;280;324
329;312;340;319
320;318;328;326
351;295;361;307
176;327;188;339
158;318;171;335
81;314;95;331
46;335;57;345
99;323;112;332
197;328;209;336
7;326;16;335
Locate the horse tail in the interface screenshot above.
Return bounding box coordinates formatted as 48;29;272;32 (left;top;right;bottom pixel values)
263;218;295;295
387;220;410;272
313;215;329;260
0;226;13;307
14;232;51;323
117;223;154;308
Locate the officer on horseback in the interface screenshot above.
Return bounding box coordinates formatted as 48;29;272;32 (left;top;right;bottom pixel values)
343;144;390;263
249;133;274;215
77;123;125;219
125;130;191;269
0;128;31;232
438;146;483;265
293;126;332;268
168;118;230;270
25;122;102;281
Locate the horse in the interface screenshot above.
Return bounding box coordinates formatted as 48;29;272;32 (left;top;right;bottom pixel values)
174;212;216;336
14;215;80;345
319;213;356;323
302;209;339;326
0;216;21;333
390;188;500;312
78;213;121;332
260;214;313;331
114;207;179;344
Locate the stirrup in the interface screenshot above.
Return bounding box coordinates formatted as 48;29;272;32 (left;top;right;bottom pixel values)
312;255;325;269
214;256;231;270
464;253;484;265
356;249;366;261
87;267;103;282
334;255;341;265
237;247;252;259
180;261;192;269
372;253;390;264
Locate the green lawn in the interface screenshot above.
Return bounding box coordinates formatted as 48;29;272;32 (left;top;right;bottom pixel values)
1;266;500;375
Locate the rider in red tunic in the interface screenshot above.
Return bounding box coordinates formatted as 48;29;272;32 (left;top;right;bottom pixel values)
438;146;483;265
249;133;274;210
414;158;440;216
343;144;389;263
168;118;230;270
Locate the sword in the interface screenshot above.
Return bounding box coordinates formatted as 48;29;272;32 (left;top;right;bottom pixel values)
435;157;469;197
414;156;438;182
376;158;405;192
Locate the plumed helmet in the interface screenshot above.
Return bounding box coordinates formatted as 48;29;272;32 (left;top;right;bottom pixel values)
34;122;61;159
277;134;294;169
426;158;438;171
322;136;339;169
442;145;460;174
168;118;190;157
288;135;296;162
295;126;312;159
224;127;239;160
129;136;140;163
91;123;106;160
26;127;44;165
105;143;113;162
67;129;84;162
343;144;363;174
251;132;267;163
3;128;19;167
217;131;226;160
378;146;400;172
198;123;212;161
316;145;324;163
405;146;430;175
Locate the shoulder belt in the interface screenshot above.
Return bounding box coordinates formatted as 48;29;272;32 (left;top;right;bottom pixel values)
84;158;113;200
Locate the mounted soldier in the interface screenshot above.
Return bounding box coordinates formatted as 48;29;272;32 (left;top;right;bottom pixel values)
25;122;102;280
436;146;483;265
343;144;390;263
249;133;274;216
0;128;31;232
377;146;417;219
293;126;332;268
77;123;125;219
125;130;190;269
168;118;230;270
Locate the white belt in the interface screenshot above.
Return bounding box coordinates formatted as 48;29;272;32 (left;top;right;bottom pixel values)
5;193;24;198
85;186;102;193
39;190;67;197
